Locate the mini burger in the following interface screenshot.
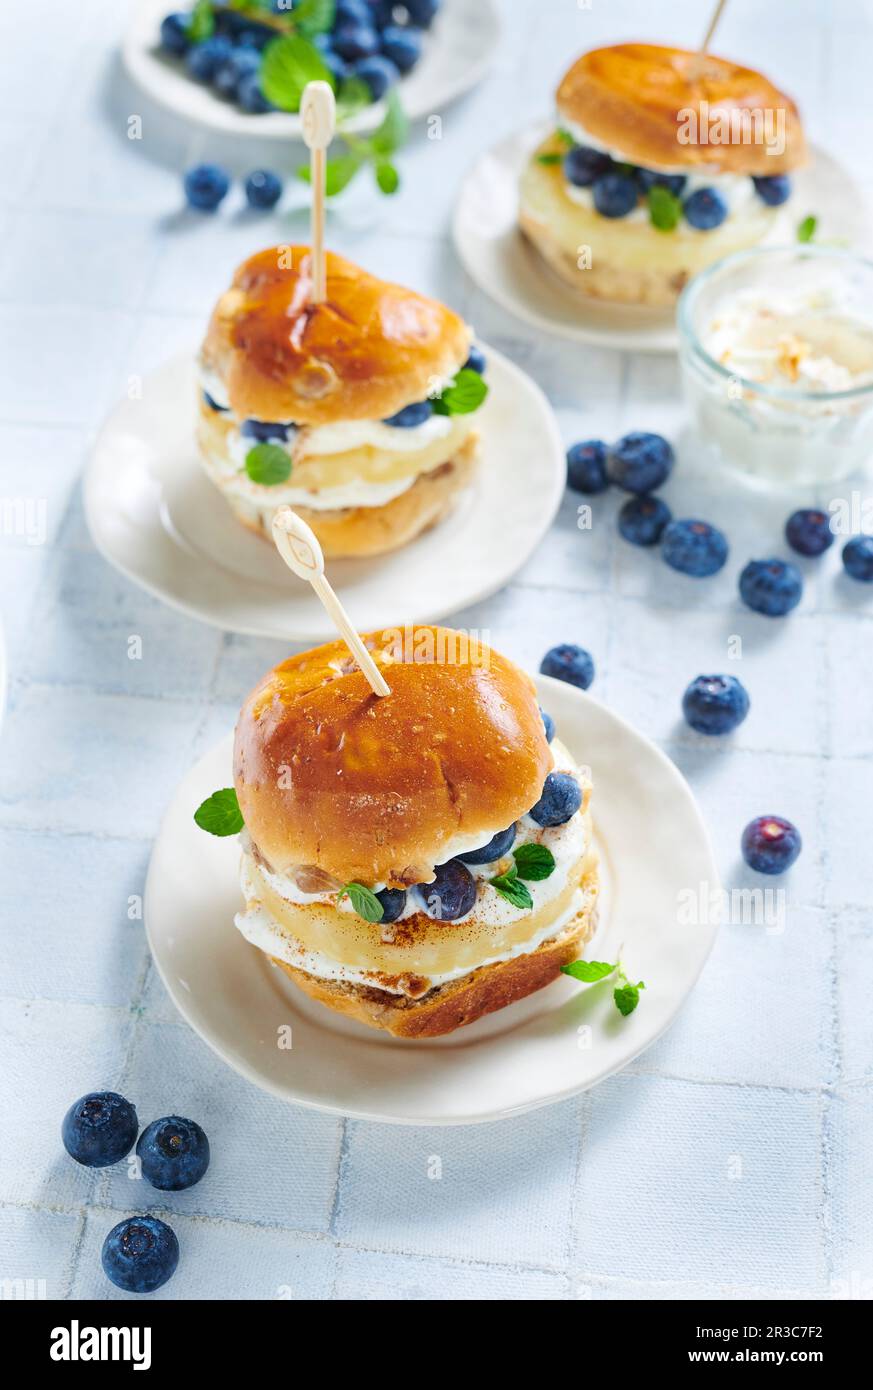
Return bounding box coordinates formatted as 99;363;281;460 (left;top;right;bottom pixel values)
198;626;598;1038
519;43;807;307
197;246;487;558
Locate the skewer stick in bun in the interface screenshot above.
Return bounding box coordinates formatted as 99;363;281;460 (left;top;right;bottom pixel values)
300;81;335;304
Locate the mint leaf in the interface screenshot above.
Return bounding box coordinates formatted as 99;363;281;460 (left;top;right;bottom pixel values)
194;787;243;836
797;214;817;243
245;443;291;485
648;185;682;232
513;843;556;881
432;369;488;416
338;882;384;923
336;74;372;112
375;160;399;194
614;980;645;1016
260;34;332;112
489;868;534;910
556;128;574;147
187;0;215;42
537;152;564;166
290;0;336;38
368;89;408;157
561;959;617;983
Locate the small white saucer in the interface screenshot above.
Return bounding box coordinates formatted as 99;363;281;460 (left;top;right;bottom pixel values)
144;675;720;1125
453;127;867;354
84;344;563;641
123;0;499;139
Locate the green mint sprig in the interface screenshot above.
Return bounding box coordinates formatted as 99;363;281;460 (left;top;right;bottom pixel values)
489;864;533;910
187;0;216;41
194;787;244;836
489;842;556;907
797;214;817;243
536;128;574;165
561;958;646;1017
338;882;384;923
245;443;292;485
431;368;488;417
648;185;683;232
261;33;334;110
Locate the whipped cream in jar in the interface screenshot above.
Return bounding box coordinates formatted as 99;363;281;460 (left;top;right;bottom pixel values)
678;248;873;487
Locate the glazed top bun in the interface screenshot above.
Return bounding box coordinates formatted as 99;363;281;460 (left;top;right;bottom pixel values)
557;44;806;175
201;246;471;425
234;627;552;888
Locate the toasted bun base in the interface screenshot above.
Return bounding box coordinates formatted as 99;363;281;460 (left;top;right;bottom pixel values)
557;44;806;175
224;433;480;557
272;866;600;1038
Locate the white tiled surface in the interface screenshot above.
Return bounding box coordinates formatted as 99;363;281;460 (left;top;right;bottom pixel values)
1;0;872;1301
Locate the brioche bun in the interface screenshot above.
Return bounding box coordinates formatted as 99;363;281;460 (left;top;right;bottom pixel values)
233;627;552;886
557;44;806;175
201;246;471;425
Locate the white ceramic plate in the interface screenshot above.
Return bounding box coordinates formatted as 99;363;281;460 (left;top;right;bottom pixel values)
144;675;720;1125
123;0;499;139
453;126;868;354
84;345;563;641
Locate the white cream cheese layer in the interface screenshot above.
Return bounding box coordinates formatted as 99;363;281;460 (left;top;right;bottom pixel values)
203;448;419;513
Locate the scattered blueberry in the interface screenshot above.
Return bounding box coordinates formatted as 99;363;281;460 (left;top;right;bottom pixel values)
662;519;729;577
566;439;609;494
101;1216;179;1294
185;36;233;83
404;0;439;27
741;815;802;875
528;772;582;828
384;399;432;427
785;508;835;557
683;187;728;230
183;163;230;212
333;22;380;61
244;169;283;210
464;344;486;375
414;860;477;920
752;175;792;207
458;824;516;865
739;557;803;616
563;145;613;188
592;172;638;218
62;1091;138;1168
238;71;272;113
618;494;672;547
137;1116;210;1192
159;13;190;56
540;643;595;690
241;418;292;442
202;390;228;412
539;707;555;743
375;887;407;923
354;54;399;99
842;535;873;582
682;675;750;736
380;24;423;73
213;47;260;99
635;168;687;197
607;431;675;494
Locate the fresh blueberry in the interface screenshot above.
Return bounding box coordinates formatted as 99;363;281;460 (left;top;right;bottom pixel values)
336;0;372;21
244;169;283;209
752;175;792;207
238;71;272;112
240;418;292;442
354;54;400;99
380;24;423;73
540;643;594;690
404;0;439;27
607;431;674;494
62;1091;138;1168
458;824;516;865
464;344;486;375
739;557;803;616
683;187;728;230
333;22;380;61
159;13;190;56
842;535;873;582
741;815;802;875
634;168;687;197
618;494;672;547
202;390;228;412
414;860;477;920
322;50;351;86
540;707;555;742
237;25;272;50
366;0;395;27
213;47;260;98
383;399;432;427
185;36;233;83
101;1216;179;1294
682;675;750;736
528;772;582;828
566;439;609;494
592;172;638;218
184;163;230;211
137;1116;210;1191
375;887;407;923
562;145;613;188
662;519;729;577
785;508;834;557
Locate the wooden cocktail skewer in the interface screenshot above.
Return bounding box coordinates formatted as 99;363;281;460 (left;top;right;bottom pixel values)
688;0;730;81
272;507;391;698
300;80;336;303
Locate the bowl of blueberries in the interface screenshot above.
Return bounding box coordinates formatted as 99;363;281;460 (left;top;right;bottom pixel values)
123;0;499;137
